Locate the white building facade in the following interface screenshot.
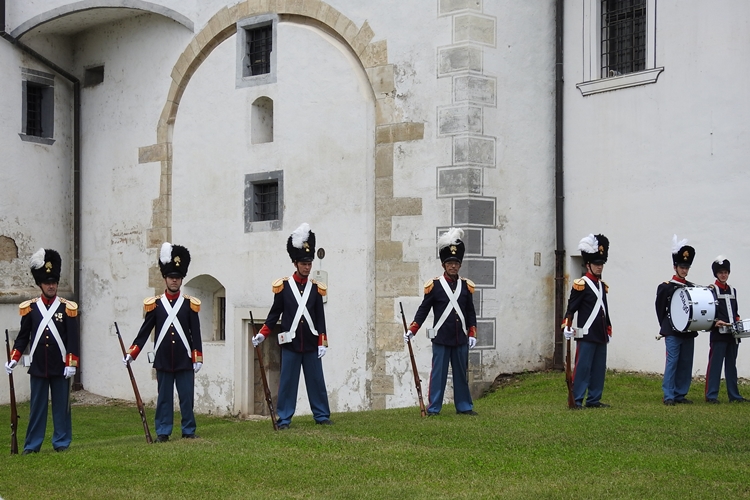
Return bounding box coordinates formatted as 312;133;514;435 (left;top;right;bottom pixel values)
0;0;745;413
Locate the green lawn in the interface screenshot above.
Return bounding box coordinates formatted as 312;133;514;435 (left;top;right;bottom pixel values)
1;371;749;499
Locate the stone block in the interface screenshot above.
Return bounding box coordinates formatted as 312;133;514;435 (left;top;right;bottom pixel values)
394;122;424;142
286;0;305;15
438;105;483;136
376;241;404;261
376;96;400;125
371;375;394;395
376;325;403;352
375;217;392;241
454;75;496;105
352;21;375;56
376;197;422;217
437;166;482;197
147;228;168;249
375;143;393;178
138;143;170;164
324;7;341;30
452;197;495;226
439;0;482;15
375;176;393;199
460;257;496;287
438;44;482;76
215;6;232;29
454;14;496;46
361;40;388;68
148;264;163;288
366;65;395;95
476;318;496;348
454;135;495;166
300;0;321;17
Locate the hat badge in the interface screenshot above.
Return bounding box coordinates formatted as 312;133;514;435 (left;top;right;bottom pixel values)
450;245;457;255
174;256;181;267
45;261;52;273
303;242;310;252
598;245;604;255
682;251;689;261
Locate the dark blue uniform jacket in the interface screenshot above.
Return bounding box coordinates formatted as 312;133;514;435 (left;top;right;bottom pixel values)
412;275;477;347
264;277;326;353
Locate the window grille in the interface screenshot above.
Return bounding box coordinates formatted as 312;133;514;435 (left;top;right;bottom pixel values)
26;84;44;137
217;296;226;341
253;182;278;221
246;25;272;76
601;0;646;77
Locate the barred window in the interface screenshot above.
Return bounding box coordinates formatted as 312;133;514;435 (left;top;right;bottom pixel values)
25;84;44;137
244;170;283;232
600;0;646;77
246;24;272;76
253;182;278;222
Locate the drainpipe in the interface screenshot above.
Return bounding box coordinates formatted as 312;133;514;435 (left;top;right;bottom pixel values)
553;0;565;370
1;0;83;389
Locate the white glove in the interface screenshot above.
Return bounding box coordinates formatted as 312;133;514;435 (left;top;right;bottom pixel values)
5;360;17;375
563;326;574;340
193;362;202;373
64;366;76;379
252;333;265;347
404;331;414;343
318;346;327;358
468;336;477;349
123;354;133;366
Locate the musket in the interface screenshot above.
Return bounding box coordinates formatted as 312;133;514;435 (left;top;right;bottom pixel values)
249;311;278;431
5;330;18;454
565;336;575;409
399;302;426;417
115;322;153;444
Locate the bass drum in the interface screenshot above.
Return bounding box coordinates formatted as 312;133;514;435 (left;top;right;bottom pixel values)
669;286;716;332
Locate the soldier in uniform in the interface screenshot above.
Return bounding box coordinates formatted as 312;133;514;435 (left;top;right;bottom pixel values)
705;256;746;403
404;228;478;416
562;234;612;409
4;248;79;454
252;223;331;429
123;243;202;442
655;235;697;406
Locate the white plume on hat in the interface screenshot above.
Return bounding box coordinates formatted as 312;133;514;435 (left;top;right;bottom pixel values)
577;234;598;254
160;242;173;265
438;227;464;250
291;223;311;249
30;248;46;270
714;255;727;265
671;234;688;254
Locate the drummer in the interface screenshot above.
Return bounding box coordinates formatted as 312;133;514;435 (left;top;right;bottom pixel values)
655;235;698;406
705;257;746;403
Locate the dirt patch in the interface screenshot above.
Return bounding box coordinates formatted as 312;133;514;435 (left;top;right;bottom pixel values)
70;390;131;407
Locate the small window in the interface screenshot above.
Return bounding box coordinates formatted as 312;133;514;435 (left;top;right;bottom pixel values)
20;68;55;145
246;25;272;76
216;295;226;341
236;14;278;88
84;65;105;87
600;0;646;77
245;170;284;232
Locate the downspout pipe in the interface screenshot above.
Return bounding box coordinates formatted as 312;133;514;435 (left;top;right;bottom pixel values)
1;1;83;389
553;0;566;369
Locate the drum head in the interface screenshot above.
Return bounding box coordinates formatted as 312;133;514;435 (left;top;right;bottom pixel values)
669;288;690;331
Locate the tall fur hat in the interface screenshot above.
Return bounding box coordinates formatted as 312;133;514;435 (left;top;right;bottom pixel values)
159;242;191;278
287;223;316;263
438;227;465;264
578;234;609;264
671;235;695;267
711;256;730;277
30;248;61;285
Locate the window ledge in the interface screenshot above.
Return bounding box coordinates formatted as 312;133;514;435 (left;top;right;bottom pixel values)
19;133;55;145
576;67;664;96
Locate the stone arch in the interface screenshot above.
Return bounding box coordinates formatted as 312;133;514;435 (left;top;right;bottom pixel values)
138;0;425;410
11;0;194;38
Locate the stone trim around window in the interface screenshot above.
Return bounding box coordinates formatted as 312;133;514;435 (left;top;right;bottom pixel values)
236;14;278;89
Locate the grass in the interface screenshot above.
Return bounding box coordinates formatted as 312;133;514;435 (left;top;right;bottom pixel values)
1;371;749;499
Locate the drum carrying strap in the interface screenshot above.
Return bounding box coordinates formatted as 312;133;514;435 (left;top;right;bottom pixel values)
714;285;736;323
287;279;318;339
577;276;606;335
154;295;191;358
29;298;67;364
433;277;467;334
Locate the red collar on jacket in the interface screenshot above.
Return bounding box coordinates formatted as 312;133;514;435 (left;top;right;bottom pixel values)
671;275;687;284
293;272;308;285
40;294;56;307
442;272;457;283
164;290;180;301
585;271;599;283
715;280;730;291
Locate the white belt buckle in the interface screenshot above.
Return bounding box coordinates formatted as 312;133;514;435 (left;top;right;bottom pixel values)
278;331;293;344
